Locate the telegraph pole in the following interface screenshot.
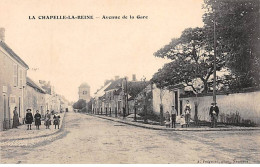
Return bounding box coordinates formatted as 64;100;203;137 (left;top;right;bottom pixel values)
142;76;148;123
213;14;217;104
125;77;129;115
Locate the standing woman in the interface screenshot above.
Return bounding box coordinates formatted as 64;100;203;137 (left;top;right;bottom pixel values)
25;109;33;130
34;110;41;130
12;106;19;128
45;110;51;129
184;100;191;127
53;113;61;129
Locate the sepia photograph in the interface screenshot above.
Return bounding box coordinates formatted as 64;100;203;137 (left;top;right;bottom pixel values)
0;0;259;164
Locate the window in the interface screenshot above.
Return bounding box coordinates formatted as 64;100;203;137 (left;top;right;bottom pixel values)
83;91;88;95
13;64;18;86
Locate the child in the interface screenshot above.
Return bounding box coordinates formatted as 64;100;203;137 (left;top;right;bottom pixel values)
180;114;186;128
164;111;171;128
53;113;61;129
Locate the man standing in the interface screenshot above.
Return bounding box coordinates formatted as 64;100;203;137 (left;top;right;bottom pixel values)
171;105;177;128
209;103;219;128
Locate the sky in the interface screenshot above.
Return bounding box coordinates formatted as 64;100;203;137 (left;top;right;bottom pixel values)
0;0;204;102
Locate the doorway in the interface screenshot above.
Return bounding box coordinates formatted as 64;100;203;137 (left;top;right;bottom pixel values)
174;91;178;115
180;100;183;115
18;97;21;117
3;95;6;129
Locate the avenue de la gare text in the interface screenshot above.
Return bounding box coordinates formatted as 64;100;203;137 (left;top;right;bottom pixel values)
28;15;148;20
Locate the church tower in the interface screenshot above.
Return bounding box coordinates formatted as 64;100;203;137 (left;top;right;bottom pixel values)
78;83;91;103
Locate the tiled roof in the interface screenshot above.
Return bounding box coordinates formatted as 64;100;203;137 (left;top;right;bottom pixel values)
93;82;112;98
104;78;124;91
27;77;46;94
0;41;29;69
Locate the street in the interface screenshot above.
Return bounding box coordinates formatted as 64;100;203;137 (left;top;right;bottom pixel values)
1;112;260;164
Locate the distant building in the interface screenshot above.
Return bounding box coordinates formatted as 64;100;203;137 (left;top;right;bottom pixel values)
92;74;148;116
78;83;91;103
0;28;29;131
24;77;46;117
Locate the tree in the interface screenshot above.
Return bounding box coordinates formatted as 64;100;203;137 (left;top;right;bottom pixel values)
73;99;87;110
87;99;93;113
203;0;260;88
153;27;225;93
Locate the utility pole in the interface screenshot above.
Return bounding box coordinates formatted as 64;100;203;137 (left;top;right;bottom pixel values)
213;14;217;104
134;98;137;121
125;77;129;115
142;76;148;123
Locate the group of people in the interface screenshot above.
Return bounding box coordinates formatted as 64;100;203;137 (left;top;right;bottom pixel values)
12;107;61;130
25;109;61;130
165;100;192;128
164;100;220;128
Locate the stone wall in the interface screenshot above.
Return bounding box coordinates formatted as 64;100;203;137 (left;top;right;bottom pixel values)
181;91;260;125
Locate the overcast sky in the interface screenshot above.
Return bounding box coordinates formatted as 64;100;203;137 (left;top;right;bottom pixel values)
0;0;204;102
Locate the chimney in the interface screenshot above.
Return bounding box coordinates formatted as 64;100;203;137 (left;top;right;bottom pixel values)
0;28;5;42
132;74;136;81
115;76;120;80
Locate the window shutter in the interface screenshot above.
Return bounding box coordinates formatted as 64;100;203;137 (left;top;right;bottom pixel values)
19;68;22;88
13;64;18;86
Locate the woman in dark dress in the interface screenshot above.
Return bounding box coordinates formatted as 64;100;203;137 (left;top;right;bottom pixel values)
12;106;19;128
45;110;51;129
53;113;61;129
34;110;41;130
25;109;33;130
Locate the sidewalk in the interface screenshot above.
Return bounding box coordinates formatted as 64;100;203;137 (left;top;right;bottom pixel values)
88;113;260;131
0;112;66;146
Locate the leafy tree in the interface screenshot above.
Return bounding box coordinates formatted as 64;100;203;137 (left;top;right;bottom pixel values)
73;99;86;110
153;27;225;93
87;99;93;112
203;0;260;88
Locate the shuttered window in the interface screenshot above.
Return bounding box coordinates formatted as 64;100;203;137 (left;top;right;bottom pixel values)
13;64;18;86
19;68;23;88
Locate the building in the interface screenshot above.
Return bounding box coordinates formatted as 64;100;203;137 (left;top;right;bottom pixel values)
128;81;152;115
59;95;69;112
92;75;149;117
92;81;112;114
78;83;91;103
152;83;184;116
38;80;62;113
24;77;46;117
103;78;124;116
0;28;29;130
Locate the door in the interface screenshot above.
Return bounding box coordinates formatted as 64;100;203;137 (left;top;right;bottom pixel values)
180;100;183;115
3;95;6;129
8;97;10;128
18;97;21;117
174;91;178;115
